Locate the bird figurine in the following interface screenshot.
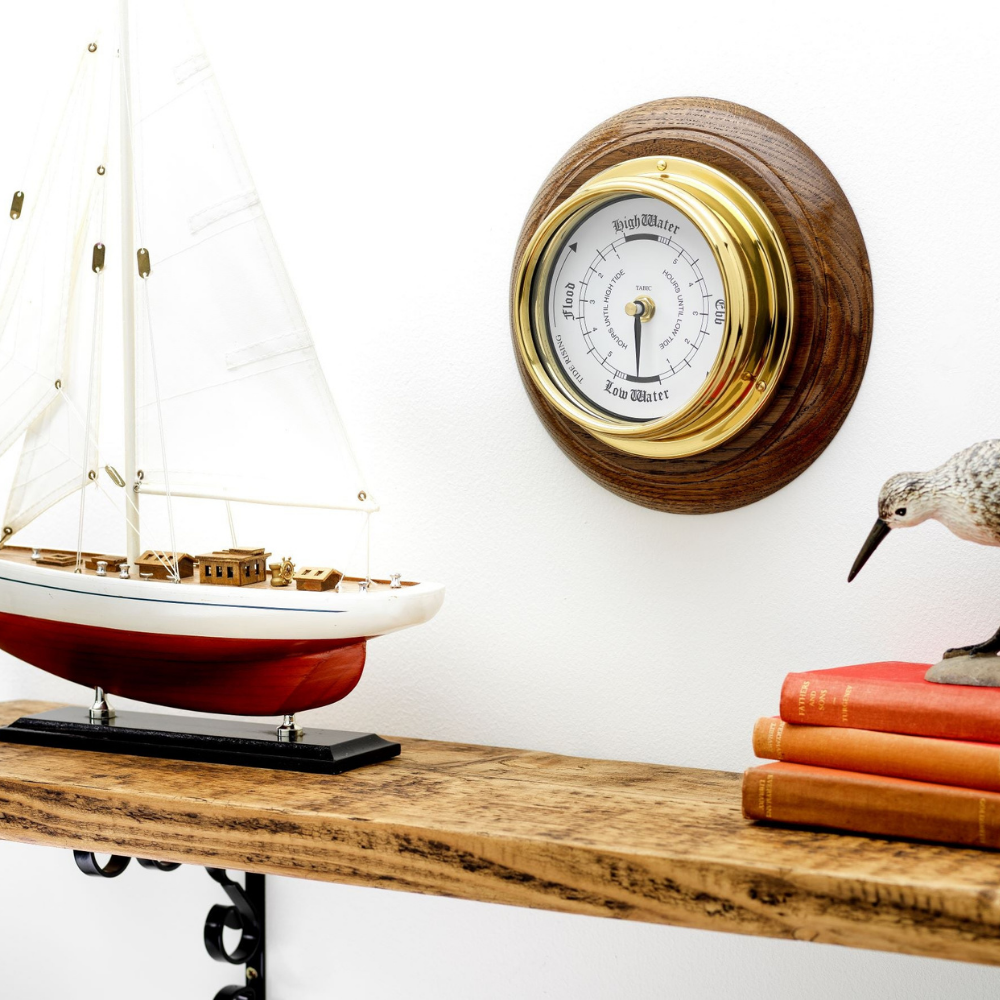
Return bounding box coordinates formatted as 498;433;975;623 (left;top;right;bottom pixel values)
849;439;1000;683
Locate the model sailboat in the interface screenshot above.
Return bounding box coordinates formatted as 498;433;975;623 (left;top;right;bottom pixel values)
0;3;443;733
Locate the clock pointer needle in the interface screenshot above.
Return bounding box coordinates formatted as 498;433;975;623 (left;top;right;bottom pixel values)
634;310;642;377
626;300;645;378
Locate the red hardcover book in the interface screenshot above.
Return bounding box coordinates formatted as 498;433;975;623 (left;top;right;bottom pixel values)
779;661;1000;742
752;716;1000;791
742;762;1000;849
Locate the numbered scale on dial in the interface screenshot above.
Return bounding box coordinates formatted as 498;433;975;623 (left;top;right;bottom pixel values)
544;195;726;422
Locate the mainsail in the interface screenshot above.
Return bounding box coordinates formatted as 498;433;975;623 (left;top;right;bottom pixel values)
127;3;374;515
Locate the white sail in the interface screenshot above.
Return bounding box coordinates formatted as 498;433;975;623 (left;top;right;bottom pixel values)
0;45;103;464
1;40;111;538
127;3;374;514
2;304;103;537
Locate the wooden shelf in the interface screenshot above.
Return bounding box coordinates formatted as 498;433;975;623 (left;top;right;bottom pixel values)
0;700;998;965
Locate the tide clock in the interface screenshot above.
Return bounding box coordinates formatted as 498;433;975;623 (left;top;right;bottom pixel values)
511;98;872;513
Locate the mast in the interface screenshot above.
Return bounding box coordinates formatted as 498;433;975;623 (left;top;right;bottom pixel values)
119;0;139;565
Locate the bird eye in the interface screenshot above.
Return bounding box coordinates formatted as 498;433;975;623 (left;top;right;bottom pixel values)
895;507;907;516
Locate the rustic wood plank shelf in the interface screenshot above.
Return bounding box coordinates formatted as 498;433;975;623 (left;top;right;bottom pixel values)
0;700;998;966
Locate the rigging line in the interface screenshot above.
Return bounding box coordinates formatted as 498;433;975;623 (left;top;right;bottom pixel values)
139;281;179;579
36;370;100;460
88;473;166;568
55;47;102;353
75;263;105;573
34;53;99;333
137;487;377;514
0;74;98;476
0;55;48;285
119;18;180;578
259;250;378;513
0;228;13;302
335;509;371;585
0;52;96;344
0;47;91;297
244;207;377;508
26;363;349;556
87;477;178;580
74;48;115;573
226;501;237;548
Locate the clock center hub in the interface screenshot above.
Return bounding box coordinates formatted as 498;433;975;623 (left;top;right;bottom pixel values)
625;296;656;322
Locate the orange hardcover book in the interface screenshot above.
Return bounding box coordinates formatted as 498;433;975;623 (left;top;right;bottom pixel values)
742;762;1000;849
752;717;1000;792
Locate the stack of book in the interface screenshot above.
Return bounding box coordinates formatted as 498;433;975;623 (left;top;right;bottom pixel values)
742;661;1000;849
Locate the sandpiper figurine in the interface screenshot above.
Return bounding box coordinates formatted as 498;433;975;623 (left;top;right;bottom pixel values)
849;439;1000;686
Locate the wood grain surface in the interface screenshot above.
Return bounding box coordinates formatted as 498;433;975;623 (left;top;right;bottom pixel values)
0;700;999;965
510;97;873;513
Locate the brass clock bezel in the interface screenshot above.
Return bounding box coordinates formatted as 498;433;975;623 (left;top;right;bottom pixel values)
512;156;794;459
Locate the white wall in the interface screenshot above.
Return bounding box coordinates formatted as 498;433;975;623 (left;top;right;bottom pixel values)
2;0;1000;997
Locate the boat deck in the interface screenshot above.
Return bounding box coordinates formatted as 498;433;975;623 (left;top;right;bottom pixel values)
0;546;413;594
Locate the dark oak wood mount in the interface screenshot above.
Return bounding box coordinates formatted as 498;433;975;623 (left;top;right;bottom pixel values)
510;97;873;513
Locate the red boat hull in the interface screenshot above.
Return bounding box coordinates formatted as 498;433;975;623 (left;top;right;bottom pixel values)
0;610;367;715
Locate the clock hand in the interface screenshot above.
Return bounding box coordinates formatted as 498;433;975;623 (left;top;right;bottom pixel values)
625;297;653;377
634;309;642;377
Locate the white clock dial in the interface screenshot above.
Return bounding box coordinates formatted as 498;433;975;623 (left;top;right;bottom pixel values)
541;195;726;422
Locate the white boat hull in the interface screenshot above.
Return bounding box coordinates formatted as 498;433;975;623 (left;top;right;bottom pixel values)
0;554;444;715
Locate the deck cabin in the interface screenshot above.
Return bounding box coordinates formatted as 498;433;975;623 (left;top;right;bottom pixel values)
137;550;195;580
197;548;271;587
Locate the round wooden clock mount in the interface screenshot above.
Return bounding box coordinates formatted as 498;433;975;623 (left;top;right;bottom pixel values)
510;97;872;513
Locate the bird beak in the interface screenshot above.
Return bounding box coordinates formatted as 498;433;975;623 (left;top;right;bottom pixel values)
848;518;890;582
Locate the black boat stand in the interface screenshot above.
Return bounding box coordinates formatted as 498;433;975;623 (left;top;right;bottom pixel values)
73;851;265;1000
0;704;399;775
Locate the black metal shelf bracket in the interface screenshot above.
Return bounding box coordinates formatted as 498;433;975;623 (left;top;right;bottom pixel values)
72;852;266;999
204;867;266;1000
138;858;182;872
73;850;132;878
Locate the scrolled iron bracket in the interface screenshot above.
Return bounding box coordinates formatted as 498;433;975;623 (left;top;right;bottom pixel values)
204;867;266;999
71;853;265;999
212;988;256;1000
73;851;132;877
137;857;182;871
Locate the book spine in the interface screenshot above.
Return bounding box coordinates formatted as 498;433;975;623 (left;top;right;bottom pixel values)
752;717;1000;792
778;669;1000;740
742;762;1000;849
